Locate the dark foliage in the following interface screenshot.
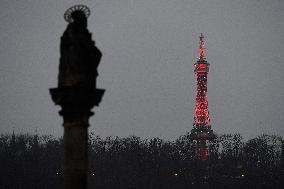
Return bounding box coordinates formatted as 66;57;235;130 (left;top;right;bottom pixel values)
0;132;283;188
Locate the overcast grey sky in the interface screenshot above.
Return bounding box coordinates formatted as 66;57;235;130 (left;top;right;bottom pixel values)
0;0;283;140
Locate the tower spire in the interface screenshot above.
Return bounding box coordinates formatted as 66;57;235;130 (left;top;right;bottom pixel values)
199;33;205;60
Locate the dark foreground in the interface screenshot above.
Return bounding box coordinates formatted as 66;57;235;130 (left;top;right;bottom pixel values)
0;133;283;188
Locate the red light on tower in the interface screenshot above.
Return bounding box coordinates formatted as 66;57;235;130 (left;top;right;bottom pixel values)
190;34;214;160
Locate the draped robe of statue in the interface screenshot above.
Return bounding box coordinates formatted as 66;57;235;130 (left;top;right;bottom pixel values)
58;11;102;89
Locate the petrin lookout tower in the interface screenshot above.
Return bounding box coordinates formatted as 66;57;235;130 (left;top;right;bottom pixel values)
190;34;214;160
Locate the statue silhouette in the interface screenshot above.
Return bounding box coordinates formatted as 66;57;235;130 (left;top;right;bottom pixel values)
58;10;102;89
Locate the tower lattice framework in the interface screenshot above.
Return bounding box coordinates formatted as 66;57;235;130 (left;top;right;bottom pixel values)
190;34;214;160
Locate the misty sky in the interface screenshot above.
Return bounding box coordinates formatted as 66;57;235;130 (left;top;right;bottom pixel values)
0;0;283;140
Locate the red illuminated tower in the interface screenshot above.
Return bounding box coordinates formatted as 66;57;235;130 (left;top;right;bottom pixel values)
190;33;214;160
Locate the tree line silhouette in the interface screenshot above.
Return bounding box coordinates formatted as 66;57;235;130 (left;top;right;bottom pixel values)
0;132;283;188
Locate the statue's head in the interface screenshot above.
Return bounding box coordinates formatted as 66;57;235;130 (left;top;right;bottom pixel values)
71;10;87;27
64;5;90;28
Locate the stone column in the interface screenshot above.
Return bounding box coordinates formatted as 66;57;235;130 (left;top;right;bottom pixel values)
50;5;104;189
50;88;104;188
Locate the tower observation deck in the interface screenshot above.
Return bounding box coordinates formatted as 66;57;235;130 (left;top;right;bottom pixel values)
190;34;214;160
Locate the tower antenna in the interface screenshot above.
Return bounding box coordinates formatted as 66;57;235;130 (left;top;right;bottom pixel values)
199;33;206;60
